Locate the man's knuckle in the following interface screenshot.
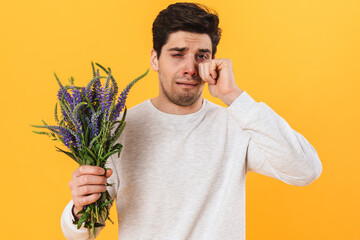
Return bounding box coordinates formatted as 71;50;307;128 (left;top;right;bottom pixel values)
82;176;90;184
82;186;91;194
77;166;83;174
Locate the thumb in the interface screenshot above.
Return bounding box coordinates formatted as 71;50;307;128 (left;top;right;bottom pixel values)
105;168;113;178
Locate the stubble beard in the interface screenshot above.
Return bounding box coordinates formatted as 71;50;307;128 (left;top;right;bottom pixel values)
159;77;203;107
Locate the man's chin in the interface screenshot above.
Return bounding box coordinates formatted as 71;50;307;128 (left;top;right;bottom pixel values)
171;92;202;107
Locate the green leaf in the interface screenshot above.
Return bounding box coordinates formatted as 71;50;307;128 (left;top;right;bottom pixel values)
100;199;114;208
83;145;97;160
53;72;64;89
73;102;87;116
110;121;126;147
100;149;121;162
84;95;95;114
91;61;96;77
32;130;49;135
56;146;78;163
88;133;102;150
111;121;125;137
84;125;90;147
95;143;100;155
30;124;60;135
107;93;117;121
68;76;75;85
95;63;109;74
105;70;112;90
121;106;127;122
70;144;81;163
86;75;104;93
54;103;60;123
85;206;91;213
62;97;72;112
83;154;94;165
77;212;89;229
41;119;48;126
92;222;96;237
108;216;114;224
75;208;86;215
110;143;123;152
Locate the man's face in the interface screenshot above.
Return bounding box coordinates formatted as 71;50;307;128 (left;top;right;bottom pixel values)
150;31;213;107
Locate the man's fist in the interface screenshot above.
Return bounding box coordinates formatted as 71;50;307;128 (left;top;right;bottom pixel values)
68;165;113;217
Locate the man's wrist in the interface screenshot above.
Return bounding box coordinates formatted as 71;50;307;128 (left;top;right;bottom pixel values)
222;88;244;106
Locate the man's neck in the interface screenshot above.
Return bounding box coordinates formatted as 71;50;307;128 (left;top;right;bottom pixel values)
150;96;204;115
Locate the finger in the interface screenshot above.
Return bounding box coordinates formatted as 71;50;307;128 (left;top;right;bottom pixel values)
199;62;206;82
75;193;102;207
77;175;107;186
210;61;218;81
76;185;107;196
203;63;216;85
73;165;105;178
199;63;212;84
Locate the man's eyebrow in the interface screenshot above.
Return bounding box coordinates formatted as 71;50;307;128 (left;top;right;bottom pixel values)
167;47;211;54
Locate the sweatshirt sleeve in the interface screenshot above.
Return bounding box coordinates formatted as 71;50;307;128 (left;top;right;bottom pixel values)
60;199;104;240
227;91;322;186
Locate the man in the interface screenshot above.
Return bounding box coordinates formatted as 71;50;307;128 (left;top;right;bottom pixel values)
61;2;322;239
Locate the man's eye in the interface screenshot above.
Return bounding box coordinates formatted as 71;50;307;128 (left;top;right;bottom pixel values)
173;54;182;57
198;54;208;59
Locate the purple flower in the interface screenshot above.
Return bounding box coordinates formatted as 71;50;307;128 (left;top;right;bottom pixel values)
83;87;93;103
112;70;147;120
59;127;75;149
100;87;107;112
93;78;102;101
90;111;101;138
113;89;128;120
57;88;74;109
54;72;74;109
72;87;82;107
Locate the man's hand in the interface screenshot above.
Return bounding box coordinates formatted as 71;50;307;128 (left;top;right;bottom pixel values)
68;165;113;218
198;58;243;106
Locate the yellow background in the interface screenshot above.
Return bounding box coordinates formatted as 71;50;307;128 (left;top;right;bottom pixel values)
1;0;359;239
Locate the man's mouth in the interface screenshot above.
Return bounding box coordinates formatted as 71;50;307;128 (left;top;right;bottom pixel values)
176;83;198;88
175;80;199;87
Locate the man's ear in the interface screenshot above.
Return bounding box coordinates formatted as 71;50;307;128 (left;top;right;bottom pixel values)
150;49;159;71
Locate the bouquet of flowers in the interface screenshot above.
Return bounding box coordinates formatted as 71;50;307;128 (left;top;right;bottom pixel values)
31;62;149;237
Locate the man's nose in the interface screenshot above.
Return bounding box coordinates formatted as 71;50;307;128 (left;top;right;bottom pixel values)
183;56;199;78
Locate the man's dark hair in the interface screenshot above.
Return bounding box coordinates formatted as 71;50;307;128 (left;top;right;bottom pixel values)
152;2;222;59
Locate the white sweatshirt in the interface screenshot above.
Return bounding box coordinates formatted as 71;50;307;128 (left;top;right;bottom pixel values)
61;91;322;240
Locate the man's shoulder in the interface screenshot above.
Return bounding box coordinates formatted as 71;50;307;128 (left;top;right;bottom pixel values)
118;99;149;120
204;98;227;114
203;98;244;127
